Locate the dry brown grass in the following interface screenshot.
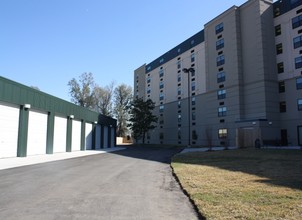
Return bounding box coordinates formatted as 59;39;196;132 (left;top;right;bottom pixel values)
172;149;302;220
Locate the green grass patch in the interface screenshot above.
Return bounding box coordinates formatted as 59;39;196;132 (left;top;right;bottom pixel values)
172;149;302;219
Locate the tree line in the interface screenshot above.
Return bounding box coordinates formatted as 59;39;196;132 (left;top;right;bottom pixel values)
68;72;157;143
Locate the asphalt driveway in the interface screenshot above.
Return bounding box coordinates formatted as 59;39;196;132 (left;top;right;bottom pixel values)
0;146;199;220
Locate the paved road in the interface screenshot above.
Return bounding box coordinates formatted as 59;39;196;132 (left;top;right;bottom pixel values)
0;146;200;220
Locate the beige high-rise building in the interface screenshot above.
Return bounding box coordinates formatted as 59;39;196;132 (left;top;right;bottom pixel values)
134;0;302;147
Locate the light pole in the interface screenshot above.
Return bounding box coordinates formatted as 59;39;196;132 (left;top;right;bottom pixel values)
182;67;195;148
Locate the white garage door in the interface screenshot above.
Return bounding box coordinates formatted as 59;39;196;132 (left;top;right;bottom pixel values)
95;125;101;150
72;120;81;151
27;110;48;156
0;103;19;158
103;126;108;148
53;116;67;153
85;123;93;150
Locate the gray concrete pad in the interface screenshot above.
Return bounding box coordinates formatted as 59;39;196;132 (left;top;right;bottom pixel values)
181;146;238;154
0;147;126;170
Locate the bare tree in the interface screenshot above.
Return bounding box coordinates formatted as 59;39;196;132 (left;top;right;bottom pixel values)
31;86;40;91
94;81;115;117
68;72;95;108
114;84;133;137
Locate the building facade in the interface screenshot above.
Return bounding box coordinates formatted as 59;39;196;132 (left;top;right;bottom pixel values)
0;76;116;158
134;0;302;147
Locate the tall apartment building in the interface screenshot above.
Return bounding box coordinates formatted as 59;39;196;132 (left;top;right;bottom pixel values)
134;0;302;147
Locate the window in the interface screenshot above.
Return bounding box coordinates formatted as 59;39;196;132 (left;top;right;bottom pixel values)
191;53;195;62
218;129;227;139
159;69;164;78
275;24;281;36
177;87;181;95
147;88;151;94
191;81;196;91
296;77;302;89
215;22;224;34
177;73;181;82
274;7;280;17
277;62;284;73
159;58;164;64
191;70;195;77
295;56;302;69
178;101;181;108
292;15;302;29
192;97;196;106
217;55;225;66
177;60;181;69
293;35;302;49
298;99;302;111
178;114;182;123
218;107;227;117
217;71;226;83
217;89;226;100
159;105;164;112
147;77;151;84
216;39;224;50
159;81;164;89
279;81;285;93
159;133;164;140
178;128;181;140
159;93;164;101
192;112;196;121
276;43;283;54
280;101;286;113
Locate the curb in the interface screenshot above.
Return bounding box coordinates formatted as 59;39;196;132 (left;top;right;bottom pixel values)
170;163;206;220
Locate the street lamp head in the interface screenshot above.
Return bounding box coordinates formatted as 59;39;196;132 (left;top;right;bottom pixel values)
182;67;195;73
188;67;195;73
182;68;189;73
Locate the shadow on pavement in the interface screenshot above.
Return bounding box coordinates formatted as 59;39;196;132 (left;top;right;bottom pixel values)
110;145;184;164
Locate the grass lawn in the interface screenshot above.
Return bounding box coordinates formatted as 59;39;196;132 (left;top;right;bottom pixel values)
171;148;302;220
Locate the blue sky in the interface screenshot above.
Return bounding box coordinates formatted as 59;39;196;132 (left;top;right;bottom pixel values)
1;0;249;101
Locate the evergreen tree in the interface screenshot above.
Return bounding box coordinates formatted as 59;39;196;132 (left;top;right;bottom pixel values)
128;98;158;144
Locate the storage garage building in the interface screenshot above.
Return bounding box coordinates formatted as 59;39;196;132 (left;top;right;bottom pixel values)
0;76;117;158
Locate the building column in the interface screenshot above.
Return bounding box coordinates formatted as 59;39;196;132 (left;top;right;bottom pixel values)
66;116;73;152
17;105;29;157
101;125;104;149
81;120;86;151
113;126;116;147
108;126;112;148
92;123;96;150
46;111;54;154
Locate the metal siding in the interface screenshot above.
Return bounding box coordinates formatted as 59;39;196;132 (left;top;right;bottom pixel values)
85;123;93;150
27;110;48;156
0;103;19;158
53;116;67;153
72;120;81;151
